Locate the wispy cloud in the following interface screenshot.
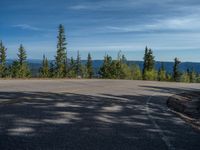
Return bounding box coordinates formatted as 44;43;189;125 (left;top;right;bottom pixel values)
69;5;91;10
105;15;200;33
68;4;107;11
12;24;41;31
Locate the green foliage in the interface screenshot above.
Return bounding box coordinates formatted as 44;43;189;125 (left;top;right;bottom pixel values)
81;65;89;78
11;45;30;78
55;24;67;78
143;46;156;80
0;41;7;77
18;44;27;66
166;73;172;81
99;53;131;79
86;53;93;78
196;74;200;83
75;51;82;77
189;69;197;83
121;54;127;64
99;55;113;79
173;57;181;82
49;62;55;78
158;63;166;81
143;69;158;81
68;57;76;78
130;64;142;80
11;61;30;78
1;24;200;82
40;55;50;78
119;63;132;79
180;72;190;83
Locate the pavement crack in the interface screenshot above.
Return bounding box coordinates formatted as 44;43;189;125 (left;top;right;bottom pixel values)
146;93;175;150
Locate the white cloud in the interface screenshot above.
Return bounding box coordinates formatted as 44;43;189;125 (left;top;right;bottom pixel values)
12;24;41;31
105;15;200;33
69;5;90;10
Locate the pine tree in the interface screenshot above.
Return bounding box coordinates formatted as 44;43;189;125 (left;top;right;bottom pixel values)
12;44;30;78
18;44;27;66
121;54;127;64
99;55;113;78
180;70;190;83
142;46;148;78
68;57;76;78
130;64;142;80
0;41;7;77
173;57;181;82
143;46;156;80
147;49;155;71
55;24;67;78
115;51;123;79
11;61;19;78
70;57;75;69
75;51;82;77
49;61;55;78
158;62;166;81
189;68;197;83
40;55;49;78
86;53;93;78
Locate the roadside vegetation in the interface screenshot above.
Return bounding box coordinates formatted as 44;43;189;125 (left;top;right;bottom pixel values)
0;24;200;83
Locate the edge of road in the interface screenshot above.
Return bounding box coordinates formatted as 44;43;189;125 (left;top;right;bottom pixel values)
167;91;200;130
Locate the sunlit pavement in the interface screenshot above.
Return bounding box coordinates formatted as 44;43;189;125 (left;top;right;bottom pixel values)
0;79;199;150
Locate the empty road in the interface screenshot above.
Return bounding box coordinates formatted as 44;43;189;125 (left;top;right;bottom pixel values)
0;79;199;150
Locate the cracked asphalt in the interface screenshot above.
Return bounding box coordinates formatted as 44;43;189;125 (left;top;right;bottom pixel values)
0;79;199;150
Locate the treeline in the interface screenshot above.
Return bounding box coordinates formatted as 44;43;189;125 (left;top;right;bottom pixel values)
99;47;200;83
0;24;200;82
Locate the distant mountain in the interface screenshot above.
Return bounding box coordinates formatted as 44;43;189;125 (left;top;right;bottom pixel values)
5;59;200;76
83;60;200;74
127;61;200;74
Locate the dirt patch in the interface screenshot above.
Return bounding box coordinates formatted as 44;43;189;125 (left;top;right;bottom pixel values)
167;91;200;130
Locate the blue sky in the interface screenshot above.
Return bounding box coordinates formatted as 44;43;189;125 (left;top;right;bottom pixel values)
1;0;200;62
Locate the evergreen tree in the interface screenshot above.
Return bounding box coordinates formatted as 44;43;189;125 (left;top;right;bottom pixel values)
11;61;19;78
196;74;200;83
130;64;142;80
146;49;155;71
0;41;7;77
63;57;68;77
166;73;172;81
189;68;197;83
121;54;127;64
12;44;30;78
75;51;82;77
68;57;76;78
99;54;131;79
180;71;190;83
173;57;181;82
49;61;55;78
86;53;93;78
40;55;49;78
18;44;27;66
70;57;75;69
99;55;113;78
143;46;156;80
142;46;148;78
158;62;166;81
55;24;67;78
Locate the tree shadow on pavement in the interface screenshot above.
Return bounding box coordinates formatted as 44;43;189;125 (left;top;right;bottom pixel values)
139;85;199;94
0;90;199;150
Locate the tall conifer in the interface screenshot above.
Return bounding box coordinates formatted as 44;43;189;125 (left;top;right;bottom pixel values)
55;24;67;78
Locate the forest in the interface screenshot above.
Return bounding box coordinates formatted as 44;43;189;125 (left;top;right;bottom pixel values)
0;24;199;83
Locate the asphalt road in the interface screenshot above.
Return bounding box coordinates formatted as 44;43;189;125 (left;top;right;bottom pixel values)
0;79;199;150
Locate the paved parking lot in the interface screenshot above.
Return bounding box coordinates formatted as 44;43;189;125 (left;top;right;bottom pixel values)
0;79;199;150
